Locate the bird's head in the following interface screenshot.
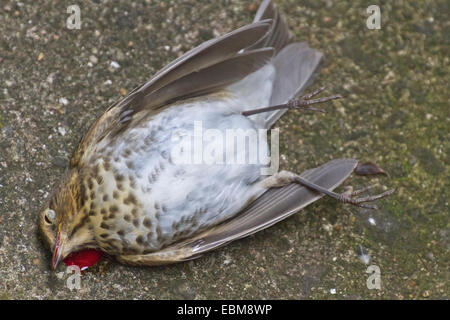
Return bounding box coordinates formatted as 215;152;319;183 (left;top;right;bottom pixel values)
39;169;96;269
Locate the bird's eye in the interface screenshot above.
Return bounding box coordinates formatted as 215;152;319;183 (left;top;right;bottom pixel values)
44;209;56;225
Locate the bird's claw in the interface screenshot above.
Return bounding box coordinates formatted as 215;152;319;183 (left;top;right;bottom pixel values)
287;86;342;113
338;186;395;210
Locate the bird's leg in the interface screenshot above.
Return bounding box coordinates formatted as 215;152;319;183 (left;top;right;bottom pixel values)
242;86;342;116
262;171;394;210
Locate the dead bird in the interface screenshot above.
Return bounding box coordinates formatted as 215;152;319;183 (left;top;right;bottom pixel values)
39;0;394;269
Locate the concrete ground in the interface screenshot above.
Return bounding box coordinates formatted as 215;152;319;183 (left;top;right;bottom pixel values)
0;0;448;299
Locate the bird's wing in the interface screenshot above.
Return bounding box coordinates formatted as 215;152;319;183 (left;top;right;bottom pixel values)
70;20;275;168
249;0;292;53
116;159;358;266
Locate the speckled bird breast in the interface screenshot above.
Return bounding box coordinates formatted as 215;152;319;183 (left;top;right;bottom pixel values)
82;92;270;255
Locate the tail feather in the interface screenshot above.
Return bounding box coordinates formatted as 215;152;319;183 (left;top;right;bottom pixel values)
248;0;324;128
265;43;323;128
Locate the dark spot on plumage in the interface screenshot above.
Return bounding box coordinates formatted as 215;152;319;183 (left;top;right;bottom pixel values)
124;193;137;206
174;168;185;177
103;194;108;201
108;212;116;219
126;161;135;170
117;229;125;237
113;191;119;199
88;210;96;216
117;183;124;191
154;202;160;210
124;214;131;222
100;208;107;215
180;230;190;237
100;233;109;239
104;149;113;158
90;201;96;210
103;158;111;171
96;175;104;185
79;185;86;207
143;217;152;229
132;218;140;227
123;148;132;158
131;208;138;217
90;190;96;200
144;135;153;146
88;178;94;190
115;173;125;182
129;176;136;189
100;222;110;230
114;157;119;162
110;205;119;214
94;163;100;176
136;235;144;245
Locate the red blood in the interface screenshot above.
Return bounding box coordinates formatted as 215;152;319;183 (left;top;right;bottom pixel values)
63;249;103;270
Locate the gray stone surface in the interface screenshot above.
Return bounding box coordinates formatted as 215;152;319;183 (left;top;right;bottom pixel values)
0;0;448;299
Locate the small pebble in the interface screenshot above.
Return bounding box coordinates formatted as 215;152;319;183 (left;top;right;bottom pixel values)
58;127;67;136
59;97;69;105
110;61;120;69
89;55;98;64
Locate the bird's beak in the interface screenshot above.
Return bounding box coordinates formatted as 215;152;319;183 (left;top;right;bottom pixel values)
52;224;64;270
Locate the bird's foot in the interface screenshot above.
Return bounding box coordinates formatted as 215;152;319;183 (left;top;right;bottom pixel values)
241;86;341;116
337;185;395;210
287;86;342;113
